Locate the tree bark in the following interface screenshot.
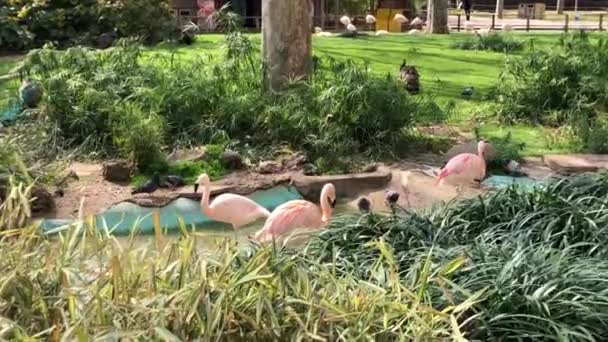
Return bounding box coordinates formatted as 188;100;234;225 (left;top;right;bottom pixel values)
556;0;564;14
262;0;313;92
426;0;450;34
495;0;504;19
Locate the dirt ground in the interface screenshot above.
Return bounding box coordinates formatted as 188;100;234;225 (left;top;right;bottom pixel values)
49;154;499;220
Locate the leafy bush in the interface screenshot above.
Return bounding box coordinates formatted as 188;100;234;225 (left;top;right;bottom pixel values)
13;38;431;171
0;0;175;50
101;0;175;44
0;5;32;51
452;33;524;53
493;32;608;151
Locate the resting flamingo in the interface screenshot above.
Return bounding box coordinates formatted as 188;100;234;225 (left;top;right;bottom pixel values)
436;140;489;192
194;173;270;237
252;183;336;243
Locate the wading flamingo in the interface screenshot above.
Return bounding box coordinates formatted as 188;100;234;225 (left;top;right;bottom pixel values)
194;173;271;237
436;140;489;192
252;183;336;243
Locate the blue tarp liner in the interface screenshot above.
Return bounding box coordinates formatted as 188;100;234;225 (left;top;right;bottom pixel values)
0;102;21;124
482;175;544;192
41;185;303;235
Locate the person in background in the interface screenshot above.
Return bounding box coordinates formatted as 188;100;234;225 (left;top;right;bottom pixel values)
462;0;473;21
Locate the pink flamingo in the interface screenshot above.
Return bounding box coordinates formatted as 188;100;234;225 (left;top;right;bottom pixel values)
194;174;271;236
436;140;489;191
252;183;336;243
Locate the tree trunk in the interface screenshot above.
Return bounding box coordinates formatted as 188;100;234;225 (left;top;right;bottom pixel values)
262;0;313;92
426;0;450;34
556;0;564;14
495;0;504;19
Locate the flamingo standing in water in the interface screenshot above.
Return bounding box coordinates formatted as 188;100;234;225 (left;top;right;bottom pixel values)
194;173;271;237
436;140;489;192
252;183;336;243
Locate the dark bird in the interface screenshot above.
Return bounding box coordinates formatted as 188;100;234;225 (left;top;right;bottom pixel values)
384;189;400;206
461;87;475;98
164;175;185;188
357;197;371;213
54;188;64;197
132;173;160;195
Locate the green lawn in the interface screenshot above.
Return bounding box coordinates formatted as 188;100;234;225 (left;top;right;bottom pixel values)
1;33;574;156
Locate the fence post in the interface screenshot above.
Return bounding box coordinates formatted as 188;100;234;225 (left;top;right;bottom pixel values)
600;14;604;31
491;14;495;29
565;14;569;32
526;13;531;31
457;14;461;31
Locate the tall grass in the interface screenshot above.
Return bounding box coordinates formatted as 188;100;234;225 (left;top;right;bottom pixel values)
308;173;608;340
0;208;475;339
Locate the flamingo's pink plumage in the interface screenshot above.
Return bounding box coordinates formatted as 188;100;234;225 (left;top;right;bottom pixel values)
253;183;336;243
437;140;488;187
195;174;270;230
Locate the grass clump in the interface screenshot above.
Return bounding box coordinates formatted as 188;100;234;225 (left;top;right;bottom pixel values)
452;33;524;53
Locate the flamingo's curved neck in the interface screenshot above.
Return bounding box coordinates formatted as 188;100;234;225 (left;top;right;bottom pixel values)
478;145;487;165
201;182;211;215
320;187;332;223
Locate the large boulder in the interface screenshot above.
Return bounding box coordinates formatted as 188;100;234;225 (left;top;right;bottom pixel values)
102;160;132;183
444;141;497;163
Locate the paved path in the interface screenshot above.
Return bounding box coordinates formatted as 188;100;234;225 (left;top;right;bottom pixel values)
448;14;601;30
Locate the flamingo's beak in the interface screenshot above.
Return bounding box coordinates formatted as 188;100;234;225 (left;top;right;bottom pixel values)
194;183;199;193
330;198;337;208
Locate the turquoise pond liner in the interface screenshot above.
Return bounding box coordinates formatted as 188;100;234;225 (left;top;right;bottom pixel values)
41;185;303;235
39;176;543;236
481;175;545;192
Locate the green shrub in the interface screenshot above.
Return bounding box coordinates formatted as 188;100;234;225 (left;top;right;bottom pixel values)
111;102;165;168
102;0;175;44
493;32;608;152
14;38;432;171
0;0;175;50
452;33;524;53
0;5;32;51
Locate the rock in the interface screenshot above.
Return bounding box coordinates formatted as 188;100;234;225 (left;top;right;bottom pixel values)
102;160;132;183
543;154;608;173
361;163;379;173
19;80;43;108
221;151;244;170
281;152;309;170
30;186;55;213
167;146;209;163
258;161;283;174
292;166;392;202
302;163;318;176
444;141;497;163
